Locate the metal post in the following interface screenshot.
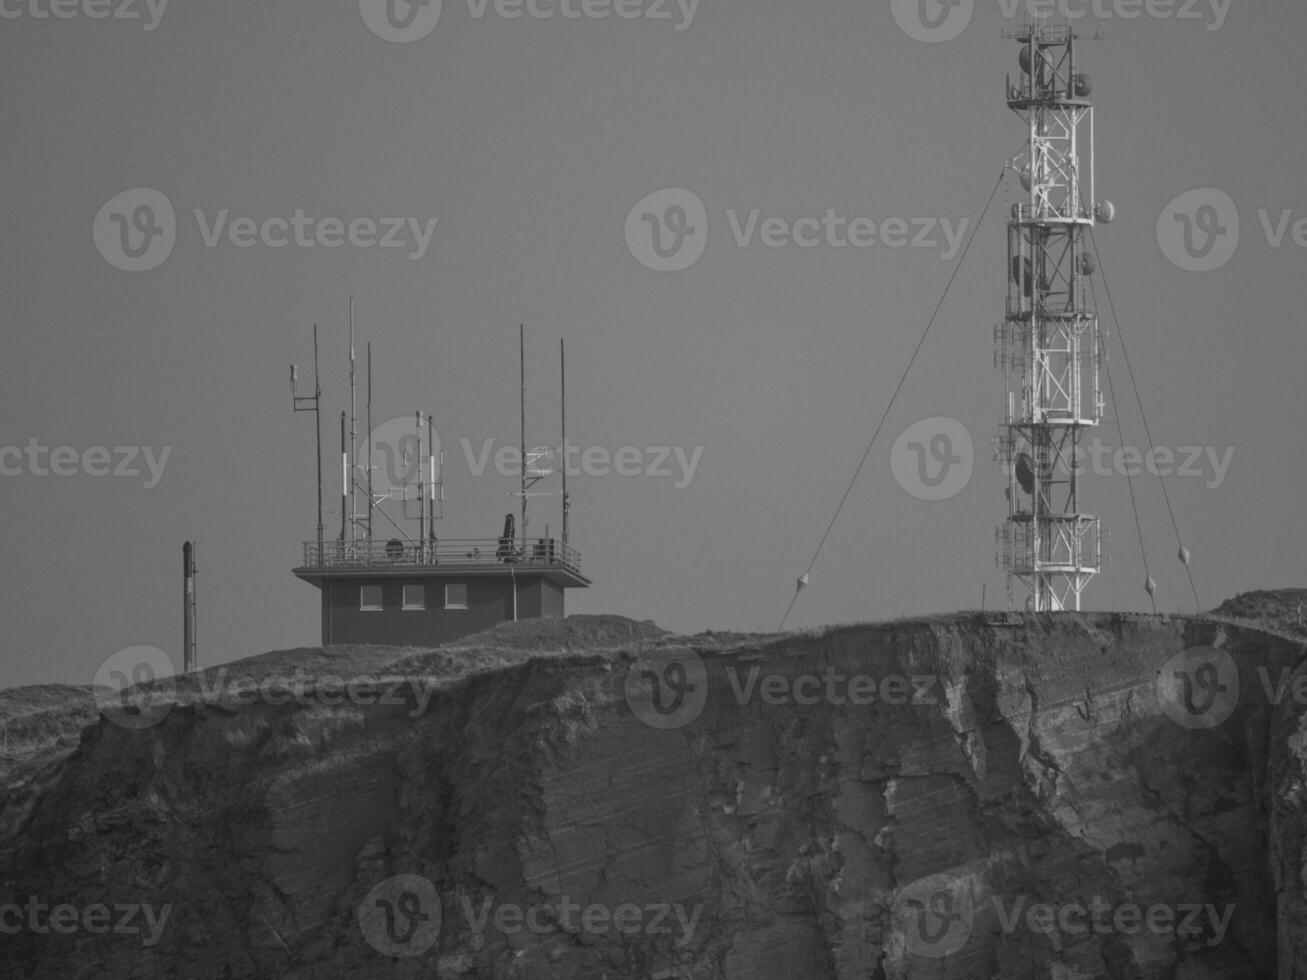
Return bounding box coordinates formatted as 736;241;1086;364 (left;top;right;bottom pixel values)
520;323;527;554
560;337;569;546
183;541;197;673
348;298;357;546
291;325;325;563
340;411;348;545
417;410;425;558
428;413;437;544
367;341;373;543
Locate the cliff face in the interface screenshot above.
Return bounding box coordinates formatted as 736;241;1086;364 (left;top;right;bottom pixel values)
2;609;1306;979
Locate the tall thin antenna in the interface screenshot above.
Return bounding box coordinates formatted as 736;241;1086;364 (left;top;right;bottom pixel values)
367;341;374;542
560;337;569;546
348;298;358;546
520;323;527;553
291;325;324;560
417;410;425;554
340;411;348;545
427;412;437;543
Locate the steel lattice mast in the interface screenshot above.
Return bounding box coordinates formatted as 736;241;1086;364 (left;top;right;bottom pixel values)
996;23;1114;612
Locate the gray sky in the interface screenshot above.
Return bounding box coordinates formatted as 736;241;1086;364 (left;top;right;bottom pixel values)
2;0;1302;689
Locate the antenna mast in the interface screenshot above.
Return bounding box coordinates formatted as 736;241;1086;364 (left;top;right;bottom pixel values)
561;337;569;546
417;410;425;554
520;323;527;553
427;412;439;544
340;411;348;545
291;325;325;560
367;341;374;542
996;22;1113;611
348;298;358;546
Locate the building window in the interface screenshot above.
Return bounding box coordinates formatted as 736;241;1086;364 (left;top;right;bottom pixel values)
403;584;425;610
360;585;383;611
445;583;468;610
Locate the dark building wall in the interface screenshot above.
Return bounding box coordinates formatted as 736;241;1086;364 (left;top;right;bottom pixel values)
319;573;563;647
540;579;565;618
511;578;565;620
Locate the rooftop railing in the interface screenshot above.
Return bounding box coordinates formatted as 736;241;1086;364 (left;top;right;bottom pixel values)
301;537;582;574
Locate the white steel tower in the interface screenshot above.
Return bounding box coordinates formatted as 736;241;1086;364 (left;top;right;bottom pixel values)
996;23;1114;612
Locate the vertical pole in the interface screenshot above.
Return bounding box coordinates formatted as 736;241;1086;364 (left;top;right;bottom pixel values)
520;323;527;554
183;541;197;673
417;410;425;557
367;342;373;543
349;298;357;546
340;411;348;545
313;326;324;562
560;337;569;546
428;413;437;542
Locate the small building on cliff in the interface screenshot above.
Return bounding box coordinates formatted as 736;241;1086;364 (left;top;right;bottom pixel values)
293;522;589;647
291;325;588;647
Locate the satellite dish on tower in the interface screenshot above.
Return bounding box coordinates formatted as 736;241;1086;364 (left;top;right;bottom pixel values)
1015;453;1036;495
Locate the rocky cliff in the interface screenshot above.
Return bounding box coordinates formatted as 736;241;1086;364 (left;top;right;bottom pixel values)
3;600;1306;979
